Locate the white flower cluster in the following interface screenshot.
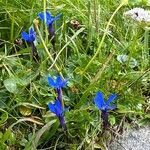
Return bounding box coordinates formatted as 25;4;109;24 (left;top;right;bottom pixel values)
124;8;150;23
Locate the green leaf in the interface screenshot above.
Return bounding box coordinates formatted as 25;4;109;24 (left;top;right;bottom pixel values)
0;111;8;125
2;128;14;143
3;78;18;93
20;138;28;147
0;142;7;150
139;114;150;126
32;120;56;148
0;132;3;139
139;118;150;126
109;115;116;126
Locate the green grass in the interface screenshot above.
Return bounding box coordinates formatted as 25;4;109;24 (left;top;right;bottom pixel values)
0;0;150;149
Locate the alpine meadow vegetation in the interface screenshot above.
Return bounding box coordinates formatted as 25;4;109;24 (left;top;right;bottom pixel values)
0;0;149;149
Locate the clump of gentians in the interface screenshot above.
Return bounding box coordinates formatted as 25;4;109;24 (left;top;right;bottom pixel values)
21;27;39;62
94;91;117;129
124;7;150;23
38;11;61;48
48;75;68;129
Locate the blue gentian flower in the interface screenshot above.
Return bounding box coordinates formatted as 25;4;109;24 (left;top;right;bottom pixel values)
48;99;66;129
94;91;117;111
21;28;36;42
94;91;117;129
48;76;67;106
21;28;39;62
38;11;61;47
48;76;67;89
38;11;61;26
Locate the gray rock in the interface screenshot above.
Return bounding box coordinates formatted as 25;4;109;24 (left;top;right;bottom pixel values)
109;126;150;150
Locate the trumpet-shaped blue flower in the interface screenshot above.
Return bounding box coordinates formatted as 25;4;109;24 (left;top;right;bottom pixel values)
94;91;117;129
48;76;68;89
48;99;63;117
94;91;117;111
21;28;39;62
21;28;36;42
38;11;61;46
48;99;66;128
38;11;61;26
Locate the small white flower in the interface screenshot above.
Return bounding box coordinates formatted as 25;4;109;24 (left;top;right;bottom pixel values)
124;7;150;23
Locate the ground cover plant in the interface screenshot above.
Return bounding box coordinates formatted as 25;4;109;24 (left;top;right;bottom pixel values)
0;0;150;149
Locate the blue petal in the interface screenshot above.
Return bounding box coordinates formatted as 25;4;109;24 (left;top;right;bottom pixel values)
29;34;36;42
48;76;56;87
48;102;56;114
56;76;67;88
38;11;60;26
21;31;30;41
60;79;68;88
107;105;116;110
29;28;34;35
106;94;117;105
48;99;63;117
38;12;45;21
29;28;36;42
55;99;63;116
46;11;52;19
53;13;61;21
38;11;53;26
47;19;53;26
47;14;61;25
94;91;106;110
55;99;62;108
56;76;63;85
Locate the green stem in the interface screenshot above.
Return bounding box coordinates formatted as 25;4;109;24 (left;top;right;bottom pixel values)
43;0;48;42
35;24;63;78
